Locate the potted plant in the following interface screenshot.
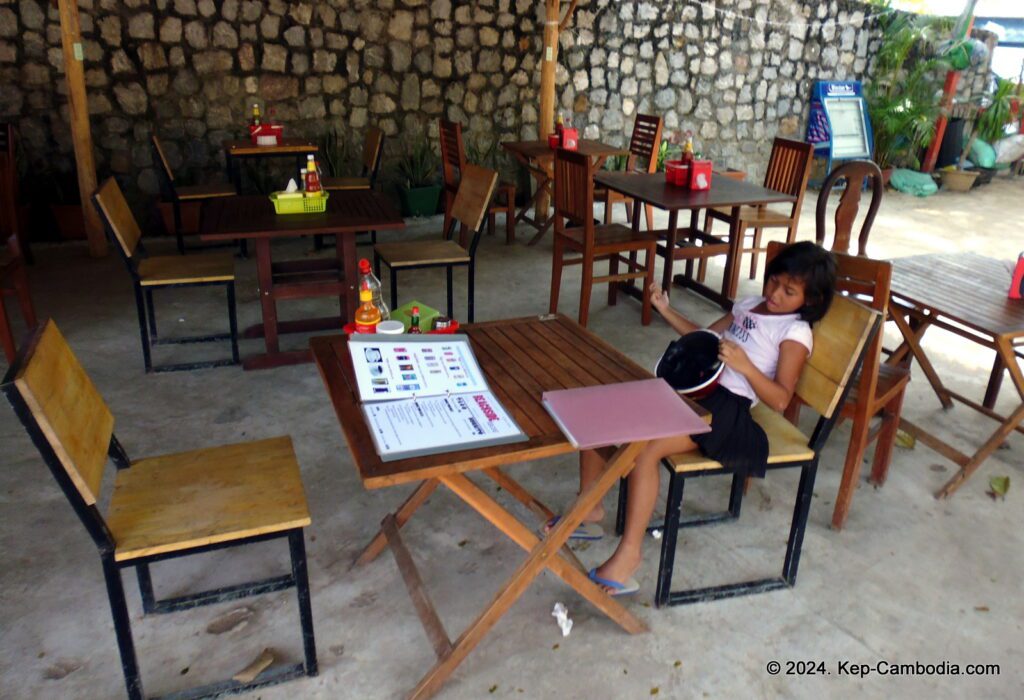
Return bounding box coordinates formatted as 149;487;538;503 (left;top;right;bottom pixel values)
319;126;352;178
865;2;951;182
396;135;441;217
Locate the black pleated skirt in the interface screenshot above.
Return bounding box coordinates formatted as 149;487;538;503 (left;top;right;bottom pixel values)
692;386;770;478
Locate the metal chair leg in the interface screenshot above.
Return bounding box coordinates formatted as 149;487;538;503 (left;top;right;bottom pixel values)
655;471;686;607
136;562;157;614
446;266;454;319
144;289;157;340
133;285;153;373
467;261;475;323
289;530;319;676
101;555;144;700
173;200;185;255
781;459;819;585
614;476;628;536
390;267;398;311
227;282;240;364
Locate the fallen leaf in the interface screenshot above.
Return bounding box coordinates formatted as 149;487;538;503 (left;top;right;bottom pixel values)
180;667;189;676
974;606;990;612
929;463;947;472
674;660;682;668
651;688;660;695
232;648;274;683
489;684;498;693
458;539;469;548
987;476;1010;500
206;607;254;635
895;430;916;449
552;643;559;650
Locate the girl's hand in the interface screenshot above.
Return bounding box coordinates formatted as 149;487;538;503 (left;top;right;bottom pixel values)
649;283;670;313
719;339;754;375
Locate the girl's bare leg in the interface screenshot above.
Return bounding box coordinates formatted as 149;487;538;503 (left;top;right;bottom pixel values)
593;434;699;589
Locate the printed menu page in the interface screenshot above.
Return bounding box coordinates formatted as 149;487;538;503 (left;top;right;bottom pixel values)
362;390;525;461
348;335;488;402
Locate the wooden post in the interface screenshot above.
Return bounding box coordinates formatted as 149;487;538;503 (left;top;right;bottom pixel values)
536;0;561;219
57;0;106;257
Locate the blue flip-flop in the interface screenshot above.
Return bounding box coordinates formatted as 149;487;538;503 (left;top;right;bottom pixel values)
541;516;604;541
588;568;640;596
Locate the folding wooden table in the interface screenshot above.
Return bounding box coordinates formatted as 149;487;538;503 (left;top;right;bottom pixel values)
223;138;319;193
886;253;1024;497
502;140;627;246
593;171;795;309
201;191;404;370
312;315;710;700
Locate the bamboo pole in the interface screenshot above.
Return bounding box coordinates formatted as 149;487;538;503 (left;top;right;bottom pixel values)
57;0;106;257
536;0;561;219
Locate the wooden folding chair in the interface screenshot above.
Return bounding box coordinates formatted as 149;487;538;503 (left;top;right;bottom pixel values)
594;113;662;230
439;119;517;244
549;149;659;327
698;137;814;281
373;163;498;322
2;320;317;700
1;234;37;363
617;294;880;606
152;134;238;255
92;177;239;373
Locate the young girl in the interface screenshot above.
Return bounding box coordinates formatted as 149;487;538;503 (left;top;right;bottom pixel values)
567;241;836;595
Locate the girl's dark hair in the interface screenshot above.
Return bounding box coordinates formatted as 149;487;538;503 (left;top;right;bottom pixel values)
764;241;836;324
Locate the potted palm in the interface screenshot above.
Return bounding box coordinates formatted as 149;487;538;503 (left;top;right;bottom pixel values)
396;135;441;217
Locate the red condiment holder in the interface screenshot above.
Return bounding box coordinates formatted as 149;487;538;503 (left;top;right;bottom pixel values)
249;123;283;146
561;128;579;150
689;160;713;191
343;319;460;335
547;133;560;149
664;160;690;187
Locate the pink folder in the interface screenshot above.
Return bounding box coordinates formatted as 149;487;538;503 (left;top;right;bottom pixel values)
542;378;711;450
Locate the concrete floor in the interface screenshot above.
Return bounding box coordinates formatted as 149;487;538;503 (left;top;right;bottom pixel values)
1;176;1022;699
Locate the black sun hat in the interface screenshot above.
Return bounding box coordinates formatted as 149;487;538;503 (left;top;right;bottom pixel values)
656;329;724;399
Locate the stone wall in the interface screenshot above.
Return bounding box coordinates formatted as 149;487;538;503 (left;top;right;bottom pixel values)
0;0;995;216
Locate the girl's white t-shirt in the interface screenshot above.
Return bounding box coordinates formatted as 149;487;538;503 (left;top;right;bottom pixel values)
717;296;813;405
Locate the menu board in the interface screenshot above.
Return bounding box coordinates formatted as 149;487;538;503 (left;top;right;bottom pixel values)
347;335;526;461
823;97;872;160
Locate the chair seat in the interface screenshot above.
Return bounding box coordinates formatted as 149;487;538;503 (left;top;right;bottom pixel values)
666;402;814;473
137;252;235;286
559;223;658;251
375;240;471;267
323;176;371;191
107;436;310;561
175;183;236;201
711;205;794;227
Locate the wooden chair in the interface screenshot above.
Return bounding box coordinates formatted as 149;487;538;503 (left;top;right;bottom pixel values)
814;160;884;256
1;235;37;363
92;177;239;373
698;137;814;282
594;113;663;230
373;163;498;322
439;119;517;244
1;320;317;700
152;134;237;255
549;149;659;327
618;293;880;606
322;126;385;192
0;123;32;264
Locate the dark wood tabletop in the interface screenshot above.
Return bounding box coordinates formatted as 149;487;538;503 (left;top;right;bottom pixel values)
223;138;318;156
502;140;628;160
594;171;796;211
890;253;1024;339
200;191;405;241
311;314;707;489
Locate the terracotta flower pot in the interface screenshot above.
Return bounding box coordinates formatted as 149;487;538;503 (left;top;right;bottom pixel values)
880;167;894;188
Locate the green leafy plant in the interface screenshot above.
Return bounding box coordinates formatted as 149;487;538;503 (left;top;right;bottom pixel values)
974;78;1020;145
604;154;627;171
318;127;351;178
465;135;499;170
865;0;951;170
397;135;440;189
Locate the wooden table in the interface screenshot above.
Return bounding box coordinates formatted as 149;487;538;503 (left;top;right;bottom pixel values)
502;140;627;245
201;191;404;370
223;138;319;193
886;253;1024;498
312;315;708;700
593;172;795;309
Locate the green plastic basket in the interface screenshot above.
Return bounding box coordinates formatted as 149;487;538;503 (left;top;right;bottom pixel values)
270;191;329;214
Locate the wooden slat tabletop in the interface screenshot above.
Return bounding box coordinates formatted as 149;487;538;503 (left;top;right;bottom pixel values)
890;253;1024;339
200;191;405;241
311;314;705;489
502;140;628;161
223;138;318;156
594;171;795;211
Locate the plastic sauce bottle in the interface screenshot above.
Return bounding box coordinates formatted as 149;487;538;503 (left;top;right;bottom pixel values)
251;103;261;127
357;258;389;320
409;306;422;334
681;130;695;165
305;154;322;195
354;288;381;333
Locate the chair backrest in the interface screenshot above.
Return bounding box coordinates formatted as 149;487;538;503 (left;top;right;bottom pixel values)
554;149;594;236
448;163;498;252
4;320;115;506
815;160;884;256
151;134;175;184
438;119;466;191
361;126;385;183
626;114;663;174
762;137;814;216
92;177;142;260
